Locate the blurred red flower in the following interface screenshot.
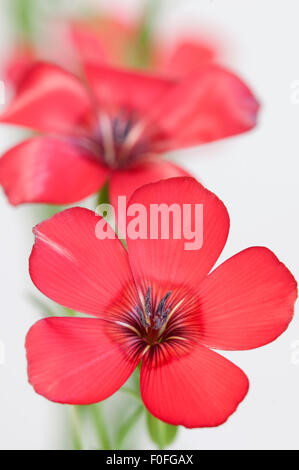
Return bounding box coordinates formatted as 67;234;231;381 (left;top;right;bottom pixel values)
0;61;258;206
26;178;297;427
3;13;220;91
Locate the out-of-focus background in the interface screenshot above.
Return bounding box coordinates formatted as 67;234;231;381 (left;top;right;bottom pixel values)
0;0;298;450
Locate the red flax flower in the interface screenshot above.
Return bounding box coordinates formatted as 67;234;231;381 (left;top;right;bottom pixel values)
26;178;297;427
0;61;259;207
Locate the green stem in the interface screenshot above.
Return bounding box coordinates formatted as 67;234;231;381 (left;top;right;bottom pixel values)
62;307;111;450
89;404;111;450
10;0;36;42
121;387;141;401
146;410;178;449
128;0;160;68
116;405;144;449
68;406;83;450
96;181;110;207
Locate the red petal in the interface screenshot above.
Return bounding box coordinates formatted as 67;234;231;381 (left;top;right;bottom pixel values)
71;25;109;66
26;317;141;404
0;136;109;205
0;62;92;134
29;207;136;317
84;63;175;115
71;16;137;67
3;46;35;90
140;342;249;427
109;160;190;215
149;64;259;150
126;177;229;292
197;247;297;350
158;39;217;78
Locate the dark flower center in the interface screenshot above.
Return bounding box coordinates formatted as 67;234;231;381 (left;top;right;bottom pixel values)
90;112;151;170
105;281;200;352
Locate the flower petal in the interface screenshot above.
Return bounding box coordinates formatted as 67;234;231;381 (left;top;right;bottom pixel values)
0;136;109;205
149;64;259;150
71;24;109;66
0;62;92;133
109;159;190;215
197;247;297;350
29;207;136;317
26;317;141;404
158;39;217;78
3;46;35;90
71;16;137;67
126;177;229;293
84;63;175;115
140;342;249;428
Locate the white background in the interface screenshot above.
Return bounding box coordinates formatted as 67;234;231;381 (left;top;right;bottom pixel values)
0;0;298;450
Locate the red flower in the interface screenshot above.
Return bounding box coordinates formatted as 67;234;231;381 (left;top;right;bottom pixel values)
0;62;259;207
26;178;297;427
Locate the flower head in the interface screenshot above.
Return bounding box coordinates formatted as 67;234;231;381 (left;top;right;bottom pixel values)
26;177;297;427
0;61;259;207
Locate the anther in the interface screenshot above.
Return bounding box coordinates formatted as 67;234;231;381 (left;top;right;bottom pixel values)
112;116;133;144
156;291;172;315
136;288;173;331
136;305;150;328
145;287;151;319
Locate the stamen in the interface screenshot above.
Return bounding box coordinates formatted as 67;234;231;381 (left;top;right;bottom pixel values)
158;297;185;338
120;121;146;158
156;291;172;315
135;288;173;331
112;116;133;144
99;113;115;166
145;287;151;319
152;290;171;329
136;305;150;328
